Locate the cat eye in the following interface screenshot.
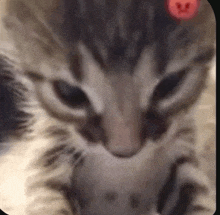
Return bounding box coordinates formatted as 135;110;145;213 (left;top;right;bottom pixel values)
152;69;187;100
53;80;89;108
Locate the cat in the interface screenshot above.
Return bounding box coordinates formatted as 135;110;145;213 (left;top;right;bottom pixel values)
0;0;216;214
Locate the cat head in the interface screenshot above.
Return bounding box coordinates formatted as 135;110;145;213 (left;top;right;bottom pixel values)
2;0;215;157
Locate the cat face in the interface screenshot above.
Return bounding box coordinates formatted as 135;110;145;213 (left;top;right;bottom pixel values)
3;0;215;157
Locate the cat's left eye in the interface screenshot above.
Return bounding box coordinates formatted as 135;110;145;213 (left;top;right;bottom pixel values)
53;80;89;108
152;69;187;100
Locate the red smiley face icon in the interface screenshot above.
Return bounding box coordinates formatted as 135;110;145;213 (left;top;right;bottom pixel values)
166;0;200;21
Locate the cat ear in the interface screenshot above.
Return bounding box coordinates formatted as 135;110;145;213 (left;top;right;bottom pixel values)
2;13;67;74
180;0;216;47
5;0;59;22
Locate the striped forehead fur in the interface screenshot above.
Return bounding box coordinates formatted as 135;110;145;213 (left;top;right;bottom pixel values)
4;0;215;76
54;0;215;72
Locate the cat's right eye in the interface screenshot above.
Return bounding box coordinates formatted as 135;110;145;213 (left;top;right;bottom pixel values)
152;69;187;100
53;80;90;108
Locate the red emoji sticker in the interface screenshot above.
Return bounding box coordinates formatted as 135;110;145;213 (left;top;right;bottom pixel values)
166;0;200;21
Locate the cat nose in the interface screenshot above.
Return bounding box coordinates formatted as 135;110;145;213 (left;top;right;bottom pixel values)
107;144;141;158
102;73;141;158
103;117;142;158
